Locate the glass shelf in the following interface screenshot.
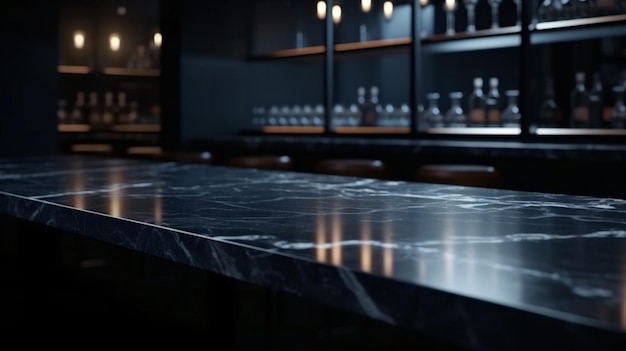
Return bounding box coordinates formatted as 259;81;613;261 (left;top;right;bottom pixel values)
261;126;325;134
535;128;626;136
250;45;326;60
422;26;521;54
333;126;411;135
531;14;626;45
57;65;161;77
426;127;522;136
58;124;161;133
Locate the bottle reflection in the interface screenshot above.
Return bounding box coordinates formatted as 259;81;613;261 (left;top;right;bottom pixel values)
154;192;163;224
331;212;342;266
315;210;327;263
108;170;124;217
383;221;394;277
71;171;86;210
360;218;372;273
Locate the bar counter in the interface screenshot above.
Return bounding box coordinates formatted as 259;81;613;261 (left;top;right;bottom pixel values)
1;155;626;350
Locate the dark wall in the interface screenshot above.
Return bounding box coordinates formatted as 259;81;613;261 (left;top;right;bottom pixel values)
180;0;323;142
0;1;59;156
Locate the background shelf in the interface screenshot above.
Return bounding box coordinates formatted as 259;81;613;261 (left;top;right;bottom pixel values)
535;128;626;136
426;127;522;136
531;14;626;45
422;27;521;54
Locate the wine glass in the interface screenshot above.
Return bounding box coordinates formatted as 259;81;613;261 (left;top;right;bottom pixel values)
487;0;502;29
464;0;478;33
443;0;457;36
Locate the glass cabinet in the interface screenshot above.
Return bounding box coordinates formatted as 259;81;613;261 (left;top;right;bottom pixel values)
238;0;626;139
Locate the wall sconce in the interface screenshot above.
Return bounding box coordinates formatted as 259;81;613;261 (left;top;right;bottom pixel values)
361;0;372;13
332;4;342;24
73;30;85;49
153;32;162;48
109;33;121;52
383;1;394;20
316;1;326;20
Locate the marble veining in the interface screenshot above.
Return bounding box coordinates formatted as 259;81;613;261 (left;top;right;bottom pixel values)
1;155;626;350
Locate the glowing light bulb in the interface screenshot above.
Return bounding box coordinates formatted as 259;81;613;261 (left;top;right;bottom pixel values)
420;0;429;6
361;0;372;13
383;1;394;19
332;4;342;24
316;1;327;20
73;31;85;49
445;0;456;11
109;33;121;52
153;32;162;48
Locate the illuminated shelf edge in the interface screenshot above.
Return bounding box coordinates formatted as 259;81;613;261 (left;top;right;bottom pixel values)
58;65;90;74
102;67;161;76
426;127;522;135
58;124;161;133
262;126;325;134
334;126;411;134
423;26;521;43
534;13;626;31
535;128;626;136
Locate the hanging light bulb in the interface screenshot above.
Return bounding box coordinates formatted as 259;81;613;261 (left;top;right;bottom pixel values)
109;33;121;52
332;4;342;24
383;1;394;20
420;0;428;6
153;32;162;48
316;1;327;20
361;0;372;13
73;30;85;49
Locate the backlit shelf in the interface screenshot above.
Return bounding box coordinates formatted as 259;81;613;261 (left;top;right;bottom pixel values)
422;26;521;53
426;127;522;135
58;65;90;74
102;67;161;77
333;126;411;134
262;126;325;134
535;128;626;136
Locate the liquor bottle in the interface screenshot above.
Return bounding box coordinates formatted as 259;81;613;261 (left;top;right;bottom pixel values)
560;0;574;19
117;92;129;124
70;91;86;124
359;86;380;127
588;73;604;128
128;102;139;124
502;90;521;127
570;72;589;128
486;78;502;127
539;77;560;127
87;91;100;125
445;92;467;127
57;100;68;123
420;92;443;130
611;86;626;129
468;77;486;127
538;0;562;22
313;104;325;126
101;92;115;125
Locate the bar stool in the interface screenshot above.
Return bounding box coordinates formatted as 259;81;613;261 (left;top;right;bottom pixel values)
227;155;294;171
314;159;388;179
415;164;503;188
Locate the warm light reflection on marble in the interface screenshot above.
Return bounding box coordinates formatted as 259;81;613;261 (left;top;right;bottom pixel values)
154;192;163;224
71;171;86;210
442;217;456;285
108;170;124;217
383;221;394;277
332;212;342;266
360;216;372;273
315;210;327;263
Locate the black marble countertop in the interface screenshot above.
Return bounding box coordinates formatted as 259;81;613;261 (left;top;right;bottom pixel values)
2;155;626;350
